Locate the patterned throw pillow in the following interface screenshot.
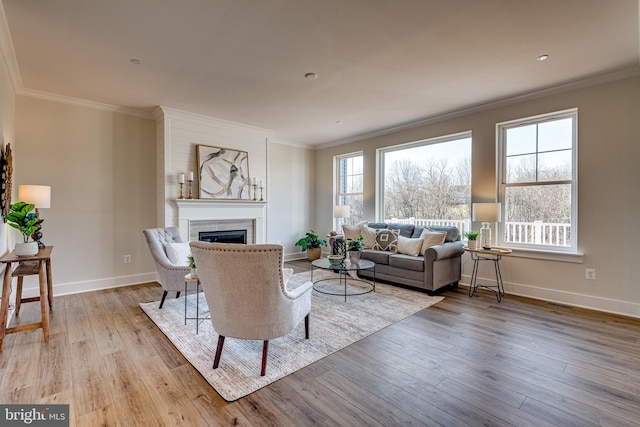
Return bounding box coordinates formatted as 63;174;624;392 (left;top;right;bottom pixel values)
361;226;378;249
372;229;399;252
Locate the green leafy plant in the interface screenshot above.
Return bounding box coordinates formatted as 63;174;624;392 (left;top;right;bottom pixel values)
347;234;365;252
464;231;480;241
294;230;327;251
6;202;42;243
187;254;196;269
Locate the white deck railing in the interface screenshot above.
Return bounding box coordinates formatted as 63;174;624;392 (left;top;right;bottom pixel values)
386;218;571;246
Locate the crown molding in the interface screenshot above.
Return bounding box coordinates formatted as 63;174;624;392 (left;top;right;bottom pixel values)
315;66;640;150
17;87;154;118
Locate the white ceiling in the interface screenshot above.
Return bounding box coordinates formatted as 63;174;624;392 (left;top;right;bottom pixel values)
3;0;639;146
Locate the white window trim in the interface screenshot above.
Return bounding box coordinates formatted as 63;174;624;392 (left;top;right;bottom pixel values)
334;151;363;230
496;108;579;259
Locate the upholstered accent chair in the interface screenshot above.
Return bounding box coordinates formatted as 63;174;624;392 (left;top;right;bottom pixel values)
143;227;190;309
190;241;313;376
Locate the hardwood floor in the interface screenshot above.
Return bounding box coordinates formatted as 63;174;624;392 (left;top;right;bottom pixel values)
1;259;639;426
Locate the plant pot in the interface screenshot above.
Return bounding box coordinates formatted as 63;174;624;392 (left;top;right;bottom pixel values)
306;247;322;261
190;268;198;279
14;241;39;257
467;240;478;250
348;250;361;263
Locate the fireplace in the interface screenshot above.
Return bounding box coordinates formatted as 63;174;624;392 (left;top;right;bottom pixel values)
199;230;247;244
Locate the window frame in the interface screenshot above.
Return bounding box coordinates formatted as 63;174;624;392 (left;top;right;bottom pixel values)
376;131;472;228
497;108;578;254
334;151;364;230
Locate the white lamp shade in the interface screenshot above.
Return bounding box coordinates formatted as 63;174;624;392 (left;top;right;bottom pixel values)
472;202;501;222
18;185;51;208
333;205;350;219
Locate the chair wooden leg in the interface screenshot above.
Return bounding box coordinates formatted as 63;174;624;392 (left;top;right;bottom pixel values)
213;336;225;369
159;291;169;309
304;314;309;339
176;291;181;299
261;340;269;376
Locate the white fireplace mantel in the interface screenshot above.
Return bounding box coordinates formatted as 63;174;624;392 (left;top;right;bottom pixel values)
176;199;267;243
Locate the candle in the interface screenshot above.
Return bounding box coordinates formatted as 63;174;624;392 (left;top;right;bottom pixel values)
178;173;185;184
188;171;194;181
252;177;256;185
258;180;263;187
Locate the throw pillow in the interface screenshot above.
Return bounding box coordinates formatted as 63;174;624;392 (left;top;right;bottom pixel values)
165;242;190;266
361;226;378;249
397;235;424;257
342;220;368;241
419;229;447;254
372;229;399;252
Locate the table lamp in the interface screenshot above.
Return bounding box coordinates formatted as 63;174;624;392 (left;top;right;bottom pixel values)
18;184;51;249
333;205;350;227
472;202;501;249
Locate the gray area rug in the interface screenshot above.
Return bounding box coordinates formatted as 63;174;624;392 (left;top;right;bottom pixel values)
140;269;443;401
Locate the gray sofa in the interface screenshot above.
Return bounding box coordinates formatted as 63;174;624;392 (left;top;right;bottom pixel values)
330;223;464;293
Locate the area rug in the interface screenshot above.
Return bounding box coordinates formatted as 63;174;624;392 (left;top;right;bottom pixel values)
140;269;443;401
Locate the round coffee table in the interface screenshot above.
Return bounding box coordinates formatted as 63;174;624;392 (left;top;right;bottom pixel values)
311;257;376;302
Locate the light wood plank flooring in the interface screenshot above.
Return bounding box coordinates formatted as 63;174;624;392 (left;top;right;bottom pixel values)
1;259;639;426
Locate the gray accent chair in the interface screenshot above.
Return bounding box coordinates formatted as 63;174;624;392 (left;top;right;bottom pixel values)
190;242;313;376
143;227;190;308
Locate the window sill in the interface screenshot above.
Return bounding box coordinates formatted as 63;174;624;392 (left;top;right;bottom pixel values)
501;246;584;263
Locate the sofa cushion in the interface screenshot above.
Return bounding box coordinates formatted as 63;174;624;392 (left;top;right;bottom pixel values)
386;223;415;238
361;249;390;265
397;235;424;257
372;229;399;252
361;226;378;248
388;254;425;272
419;229;447;254
428;225;460;242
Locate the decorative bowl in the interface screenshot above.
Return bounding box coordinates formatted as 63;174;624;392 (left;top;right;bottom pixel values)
327;254;344;266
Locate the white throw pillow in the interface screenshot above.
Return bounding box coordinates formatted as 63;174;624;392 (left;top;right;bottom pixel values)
165;242;190;266
397;235;424;257
342;220;368;241
419;229;447;254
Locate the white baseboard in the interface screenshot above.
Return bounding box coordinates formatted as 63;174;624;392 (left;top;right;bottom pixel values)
461;274;640;319
19;272;159;299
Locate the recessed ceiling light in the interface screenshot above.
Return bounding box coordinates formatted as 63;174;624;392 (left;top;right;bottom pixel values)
304;72;318;80
130;58;142;65
536;54;549;61
335;120;342;124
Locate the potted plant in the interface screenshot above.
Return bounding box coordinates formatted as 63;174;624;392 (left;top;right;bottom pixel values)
187;253;197;279
464;231;480;250
294;230;327;261
346;234;365;262
6;201;43;257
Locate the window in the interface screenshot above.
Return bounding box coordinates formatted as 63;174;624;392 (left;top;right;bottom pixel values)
335;152;363;229
377;133;472;235
498;109;577;251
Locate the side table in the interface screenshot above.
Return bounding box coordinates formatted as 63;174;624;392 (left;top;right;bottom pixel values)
465;246;511;302
0;246;54;351
184;273;209;334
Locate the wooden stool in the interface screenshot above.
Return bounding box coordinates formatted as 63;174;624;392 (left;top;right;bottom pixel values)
13;261;48;316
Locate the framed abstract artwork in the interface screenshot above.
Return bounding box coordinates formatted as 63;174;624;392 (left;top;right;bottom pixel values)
196;144;250;199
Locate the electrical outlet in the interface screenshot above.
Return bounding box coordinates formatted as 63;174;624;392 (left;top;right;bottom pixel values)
124;254;132;264
585;268;596;280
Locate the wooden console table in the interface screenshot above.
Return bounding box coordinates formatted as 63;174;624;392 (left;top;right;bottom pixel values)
0;246;53;351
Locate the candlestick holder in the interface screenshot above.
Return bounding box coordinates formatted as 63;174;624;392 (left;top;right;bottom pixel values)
259;185;264;202
252;184;257;201
178;182;184;199
187;180;194;199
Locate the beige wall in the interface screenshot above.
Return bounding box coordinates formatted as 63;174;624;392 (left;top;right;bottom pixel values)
315;75;640;317
14;95;157;296
267;139;316;259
